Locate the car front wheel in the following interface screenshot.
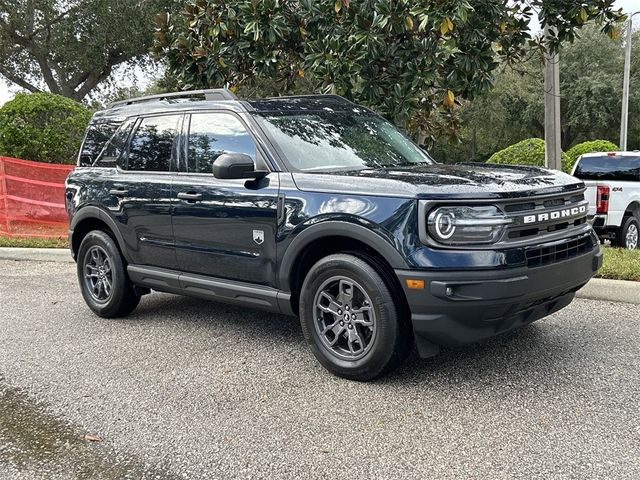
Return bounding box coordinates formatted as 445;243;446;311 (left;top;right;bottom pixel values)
299;253;410;381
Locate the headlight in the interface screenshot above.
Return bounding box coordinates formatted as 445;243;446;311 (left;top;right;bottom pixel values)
427;205;511;245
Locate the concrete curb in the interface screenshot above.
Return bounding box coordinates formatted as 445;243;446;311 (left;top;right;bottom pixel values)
576;277;640;305
0;247;638;304
0;247;73;263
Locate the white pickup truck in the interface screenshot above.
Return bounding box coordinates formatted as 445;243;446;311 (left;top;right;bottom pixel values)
571;152;640;249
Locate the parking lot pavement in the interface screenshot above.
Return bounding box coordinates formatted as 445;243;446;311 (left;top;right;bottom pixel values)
0;259;638;480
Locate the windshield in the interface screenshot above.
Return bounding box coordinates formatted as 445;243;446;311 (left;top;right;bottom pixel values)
255;111;434;172
574;155;640;181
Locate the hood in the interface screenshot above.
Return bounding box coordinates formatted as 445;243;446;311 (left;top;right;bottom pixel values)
291;162;584;200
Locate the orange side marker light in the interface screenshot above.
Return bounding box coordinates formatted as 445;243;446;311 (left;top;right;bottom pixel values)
405;279;425;290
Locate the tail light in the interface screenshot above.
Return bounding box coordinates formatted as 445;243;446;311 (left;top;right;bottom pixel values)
596;185;610;214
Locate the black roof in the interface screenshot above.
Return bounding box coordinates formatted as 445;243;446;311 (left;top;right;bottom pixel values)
92;90;358;123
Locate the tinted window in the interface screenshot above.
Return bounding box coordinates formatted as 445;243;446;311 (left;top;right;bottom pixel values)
126;115;179;172
95;120;135;167
255;111;434;172
79;120;121;165
574;155;640;181
187;113;256;174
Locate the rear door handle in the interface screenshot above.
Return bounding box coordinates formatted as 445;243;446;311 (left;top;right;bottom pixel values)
177;192;203;202
108;188;128;197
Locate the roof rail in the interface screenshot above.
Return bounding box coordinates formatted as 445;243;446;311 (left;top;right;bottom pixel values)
107;89;238;108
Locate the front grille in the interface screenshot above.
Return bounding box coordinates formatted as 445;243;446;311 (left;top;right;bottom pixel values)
526;236;590;268
502;191;588;245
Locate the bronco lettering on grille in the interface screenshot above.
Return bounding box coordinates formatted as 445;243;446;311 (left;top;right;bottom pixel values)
523;205;587;224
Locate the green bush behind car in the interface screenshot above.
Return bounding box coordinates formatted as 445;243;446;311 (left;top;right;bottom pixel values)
0;92;91;164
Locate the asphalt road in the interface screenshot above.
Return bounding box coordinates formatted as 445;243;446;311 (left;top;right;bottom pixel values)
0;259;638;480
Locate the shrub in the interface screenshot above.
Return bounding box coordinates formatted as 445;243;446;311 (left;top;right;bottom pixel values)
565;140;619;172
488;138;571;172
488;138;546;166
0;92;92;164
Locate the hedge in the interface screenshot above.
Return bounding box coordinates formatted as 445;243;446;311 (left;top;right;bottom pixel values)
0;92;92;164
565;140;619;172
487;138;571;172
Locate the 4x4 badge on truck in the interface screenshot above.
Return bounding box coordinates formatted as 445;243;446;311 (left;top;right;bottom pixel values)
253;230;264;245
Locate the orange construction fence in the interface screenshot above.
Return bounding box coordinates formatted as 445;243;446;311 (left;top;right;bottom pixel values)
0;156;74;238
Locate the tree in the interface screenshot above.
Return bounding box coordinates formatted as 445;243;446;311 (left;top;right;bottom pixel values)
431;24;640;163
152;0;625;141
435;58;545;163
101;69;181;106
560;23;627;148
0;0;177;101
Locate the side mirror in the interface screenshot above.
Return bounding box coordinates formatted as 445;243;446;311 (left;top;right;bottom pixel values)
213;153;267;179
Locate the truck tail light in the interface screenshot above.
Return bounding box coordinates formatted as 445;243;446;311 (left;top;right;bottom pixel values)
596;185;610;214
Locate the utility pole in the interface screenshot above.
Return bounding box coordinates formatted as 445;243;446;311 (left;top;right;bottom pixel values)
544;27;562;170
620;13;639;151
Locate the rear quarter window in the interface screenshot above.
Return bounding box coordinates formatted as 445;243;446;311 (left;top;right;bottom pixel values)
94;120;135;167
574;155;640;181
78;119;124;166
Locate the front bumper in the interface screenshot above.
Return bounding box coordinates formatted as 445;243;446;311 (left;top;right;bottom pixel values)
396;246;603;357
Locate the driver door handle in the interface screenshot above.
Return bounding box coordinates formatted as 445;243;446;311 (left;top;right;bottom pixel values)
108;187;128;197
177;192;203;202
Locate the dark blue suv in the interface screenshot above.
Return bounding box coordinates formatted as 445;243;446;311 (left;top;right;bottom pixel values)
66;89;602;380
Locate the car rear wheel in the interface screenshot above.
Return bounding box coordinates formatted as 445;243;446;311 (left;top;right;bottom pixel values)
77;230;140;317
299;253;410;381
618;215;639;250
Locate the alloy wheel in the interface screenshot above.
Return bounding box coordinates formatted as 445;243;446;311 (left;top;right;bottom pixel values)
626;223;639;250
313;276;377;360
83;245;113;302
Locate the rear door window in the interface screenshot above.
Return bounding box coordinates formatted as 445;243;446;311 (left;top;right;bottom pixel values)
125;115;180;172
574;155;640;181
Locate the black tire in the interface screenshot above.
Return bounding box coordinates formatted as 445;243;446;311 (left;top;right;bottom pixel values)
617;215;639;250
77;230;140;318
299;253;410;381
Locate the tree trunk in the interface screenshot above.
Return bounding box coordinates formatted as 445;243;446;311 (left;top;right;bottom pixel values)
471;127;477;160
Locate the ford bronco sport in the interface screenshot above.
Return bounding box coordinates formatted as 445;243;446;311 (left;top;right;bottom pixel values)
66;89;602;380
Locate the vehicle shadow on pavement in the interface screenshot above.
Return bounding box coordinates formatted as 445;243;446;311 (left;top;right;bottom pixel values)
125;292;580;389
387;324;579;387
130;293;304;346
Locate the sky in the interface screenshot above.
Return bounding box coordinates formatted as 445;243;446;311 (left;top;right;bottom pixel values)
0;0;639;106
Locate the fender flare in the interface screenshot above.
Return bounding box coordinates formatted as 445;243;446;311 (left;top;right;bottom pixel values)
277;221;409;291
625;199;640;217
69;205;131;263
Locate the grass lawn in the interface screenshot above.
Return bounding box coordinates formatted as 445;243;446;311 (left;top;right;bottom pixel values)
597;245;640;282
0;236;69;249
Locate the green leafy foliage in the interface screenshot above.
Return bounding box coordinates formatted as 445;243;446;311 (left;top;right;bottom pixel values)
152;0;625;141
565;140;620;172
488;138;547;167
430;24;637;164
487;138;571;171
0;1;179;100
0;92;91;164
